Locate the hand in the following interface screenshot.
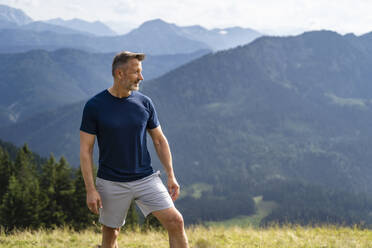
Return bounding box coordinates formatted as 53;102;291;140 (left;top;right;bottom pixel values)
167;176;180;201
86;189;102;215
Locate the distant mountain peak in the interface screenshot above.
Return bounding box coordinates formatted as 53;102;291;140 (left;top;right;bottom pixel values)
181;25;208;34
141;18;168;25
133;18;181;36
45;18;116;36
301;30;341;37
123;18;263;51
186;24;205;30
138;18;176;29
48;17;63;21
0;4;33;25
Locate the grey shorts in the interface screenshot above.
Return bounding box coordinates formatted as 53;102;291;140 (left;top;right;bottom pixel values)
95;170;174;228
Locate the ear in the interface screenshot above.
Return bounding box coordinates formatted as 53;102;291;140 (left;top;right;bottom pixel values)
115;68;123;79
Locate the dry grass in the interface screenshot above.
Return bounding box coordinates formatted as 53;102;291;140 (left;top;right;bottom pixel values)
1;225;372;248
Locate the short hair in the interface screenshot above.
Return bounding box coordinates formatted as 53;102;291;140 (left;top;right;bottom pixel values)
112;51;145;77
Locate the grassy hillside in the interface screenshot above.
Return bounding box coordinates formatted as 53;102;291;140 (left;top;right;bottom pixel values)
1;225;371;247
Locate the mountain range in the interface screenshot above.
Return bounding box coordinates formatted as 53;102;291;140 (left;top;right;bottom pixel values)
0;4;32;26
2;30;372;194
2;3;372;226
143;30;372;193
0;48;209;126
45;18;117;36
0;4;115;36
2;29;372;225
0;20;209;54
129;19;262;51
0;4;261;54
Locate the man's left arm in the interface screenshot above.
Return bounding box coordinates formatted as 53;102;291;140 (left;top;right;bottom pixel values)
147;126;180;201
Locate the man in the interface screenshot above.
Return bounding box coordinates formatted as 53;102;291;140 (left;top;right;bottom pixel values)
79;51;189;248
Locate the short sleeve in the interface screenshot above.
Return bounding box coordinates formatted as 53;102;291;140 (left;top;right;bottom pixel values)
80;101;98;134
146;99;160;129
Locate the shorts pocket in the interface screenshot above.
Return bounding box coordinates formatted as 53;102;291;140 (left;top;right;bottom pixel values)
154;170;161;178
95;177;103;190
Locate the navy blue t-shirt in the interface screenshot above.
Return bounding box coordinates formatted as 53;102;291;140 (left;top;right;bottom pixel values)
80;89;160;182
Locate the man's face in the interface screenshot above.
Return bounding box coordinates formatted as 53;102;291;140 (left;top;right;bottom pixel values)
117;58;144;91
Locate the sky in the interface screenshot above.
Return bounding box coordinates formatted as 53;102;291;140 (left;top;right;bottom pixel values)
1;0;372;35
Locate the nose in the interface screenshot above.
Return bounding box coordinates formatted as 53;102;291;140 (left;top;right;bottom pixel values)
139;73;144;81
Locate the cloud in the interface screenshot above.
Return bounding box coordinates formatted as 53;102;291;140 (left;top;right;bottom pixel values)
0;0;371;35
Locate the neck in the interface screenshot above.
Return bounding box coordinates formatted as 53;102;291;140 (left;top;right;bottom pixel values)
109;83;131;98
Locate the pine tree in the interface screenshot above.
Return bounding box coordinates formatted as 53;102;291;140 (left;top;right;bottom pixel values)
39;155;75;227
0;144;43;230
55;156;74;221
70;166;97;230
0;147;14;203
39;154;65;227
0;175;24;229
0;155;42;231
14;144;37;177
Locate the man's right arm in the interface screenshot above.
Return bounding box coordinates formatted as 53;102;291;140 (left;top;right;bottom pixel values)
80;130;102;214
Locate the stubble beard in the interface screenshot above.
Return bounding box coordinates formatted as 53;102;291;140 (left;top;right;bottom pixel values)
120;79;140;92
131;80;140;91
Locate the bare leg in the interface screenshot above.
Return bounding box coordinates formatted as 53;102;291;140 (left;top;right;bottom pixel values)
152;207;189;248
101;225;120;248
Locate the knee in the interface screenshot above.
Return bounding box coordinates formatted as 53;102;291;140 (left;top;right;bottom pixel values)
112;227;120;238
103;226;120;239
167;213;185;233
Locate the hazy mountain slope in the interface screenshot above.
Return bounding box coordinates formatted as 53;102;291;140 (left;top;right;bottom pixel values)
46;18;117;36
0;49;110;124
0;19;17;29
130;19;261;51
0;101;88;162
0;4;32;25
0;29;98;53
142;31;372;193
109;19;211;54
0;13;259;54
0;21;210;54
180;25;262;50
19;21;93;36
0;48;210;126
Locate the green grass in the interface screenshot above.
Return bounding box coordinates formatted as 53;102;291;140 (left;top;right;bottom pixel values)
1;225;372;247
0;197;369;247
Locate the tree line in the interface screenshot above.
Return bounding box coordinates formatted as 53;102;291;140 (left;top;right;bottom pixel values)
0;142;160;232
2;140;372;230
260;178;372;227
